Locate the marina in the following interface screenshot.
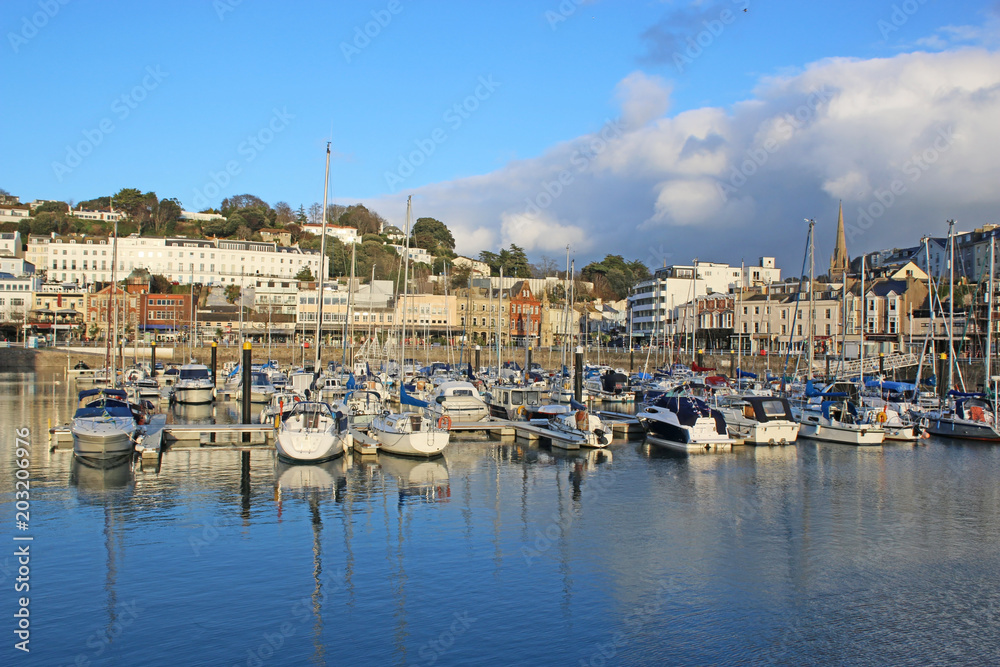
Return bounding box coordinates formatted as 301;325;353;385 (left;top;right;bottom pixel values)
4;367;1000;665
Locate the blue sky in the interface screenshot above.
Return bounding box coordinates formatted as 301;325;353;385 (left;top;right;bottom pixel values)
2;0;998;271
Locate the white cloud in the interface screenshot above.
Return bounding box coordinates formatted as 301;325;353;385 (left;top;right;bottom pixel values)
363;47;1000;273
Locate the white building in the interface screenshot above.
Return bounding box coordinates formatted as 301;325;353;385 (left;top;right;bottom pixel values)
180;210;226;222
628;258;781;341
72;208;123;222
0;273;41;327
0;231;23;258
252;277;301;316
300;224;360;245
453;255;490;277
0;258;34;276
42;234;327;286
389;244;433;266
0;206;31;225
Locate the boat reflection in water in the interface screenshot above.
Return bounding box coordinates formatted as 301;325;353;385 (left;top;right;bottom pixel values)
274;456;348;501
378;452;450;504
70;454;135;495
171;401;216;424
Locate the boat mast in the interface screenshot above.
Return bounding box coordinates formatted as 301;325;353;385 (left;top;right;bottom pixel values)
736;261;743;375
497;264;503;381
314;142;332;375
947;219;956;391
400;195;413;402
342;240;356;370
987;235;994;388
692;258;698;364
807;219;815;380
561;245;569;373
110;217;119;385
860;255;866;388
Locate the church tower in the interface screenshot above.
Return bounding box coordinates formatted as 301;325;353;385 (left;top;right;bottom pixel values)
829;201;849;280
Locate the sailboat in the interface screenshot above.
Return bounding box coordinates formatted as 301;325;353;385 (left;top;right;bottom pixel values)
275;145;352;463
370;196;450;458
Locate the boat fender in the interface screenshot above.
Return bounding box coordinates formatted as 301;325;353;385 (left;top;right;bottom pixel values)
437;415;452;431
517;405;525;417
575;410;588;430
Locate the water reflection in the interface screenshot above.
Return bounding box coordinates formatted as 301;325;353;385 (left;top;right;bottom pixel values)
378;453;450;505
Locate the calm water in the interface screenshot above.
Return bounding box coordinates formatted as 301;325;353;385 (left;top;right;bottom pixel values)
2;371;1000;666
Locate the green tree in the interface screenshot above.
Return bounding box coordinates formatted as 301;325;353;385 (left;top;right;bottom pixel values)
224;284;241;304
112;188;156;234
295;204;308;225
220;194;270;215
581;254;650;300
294;266;314;281
34;201;69;214
338;204;384;236
411;217;455;254
149;274;173;293
151;197;182;235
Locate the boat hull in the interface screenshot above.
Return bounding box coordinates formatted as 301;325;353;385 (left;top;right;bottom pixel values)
798;421;884;445
371;426;449;458
173;385;214;405
275;430;349;463
924;417;1000;442
71;418;136;461
728;419;800;445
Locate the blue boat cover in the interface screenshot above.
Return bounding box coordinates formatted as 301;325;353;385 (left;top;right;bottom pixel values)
736;368;757;379
78;388;127;400
400;383;428;408
346;374;357;390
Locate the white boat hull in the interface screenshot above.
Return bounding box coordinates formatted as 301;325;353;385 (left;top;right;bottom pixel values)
798;421;884;445
173;385;214;405
646;432;733;454
276;430;350;463
728;419;800;445
72;417;136;460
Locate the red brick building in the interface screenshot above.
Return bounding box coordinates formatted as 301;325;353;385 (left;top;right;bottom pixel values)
508;280;541;344
140;293;192;340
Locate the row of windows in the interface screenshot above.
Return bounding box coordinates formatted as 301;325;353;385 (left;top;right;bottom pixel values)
1;283;30;290
0;298;26;306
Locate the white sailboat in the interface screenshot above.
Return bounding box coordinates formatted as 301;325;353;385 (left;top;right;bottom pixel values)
275;401;350;463
370;195;450;458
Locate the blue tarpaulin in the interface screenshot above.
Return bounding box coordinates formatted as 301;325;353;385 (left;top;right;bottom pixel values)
400;383;428;408
736;368;757;379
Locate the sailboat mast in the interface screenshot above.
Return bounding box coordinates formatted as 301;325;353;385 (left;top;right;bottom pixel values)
110;217;119;384
400;195;413;400
314;142;332;373
343;240;356;369
860;255;866;387
497;264;503;381
692;258;698;363
987;235;994;386
807;220;815;380
947;219;956;391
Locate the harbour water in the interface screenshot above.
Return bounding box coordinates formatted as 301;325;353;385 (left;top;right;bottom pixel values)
3;371;1000;665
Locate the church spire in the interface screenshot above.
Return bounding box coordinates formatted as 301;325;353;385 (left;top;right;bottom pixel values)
830;201;849;279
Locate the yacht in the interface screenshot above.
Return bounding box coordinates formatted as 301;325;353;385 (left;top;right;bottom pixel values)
637;394;734;454
71;388;142;463
275;401;351;463
369;410;450;458
718;395;799;445
797;400;885;445
172;363;215;405
923;393;1000;442
426;380;490;423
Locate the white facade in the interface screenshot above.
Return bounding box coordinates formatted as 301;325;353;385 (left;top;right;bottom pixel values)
180;210;226;222
300;224;360;244
72;208;123;222
0;231;23;258
0;207;31;225
0;274;41;326
44;235;327;286
252;277;300;315
389;244;433;266
628;259;781;339
0;258;33;275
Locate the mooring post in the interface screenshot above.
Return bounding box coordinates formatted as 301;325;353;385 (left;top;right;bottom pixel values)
240;450;251;517
242;341;252;443
574;345;583;403
150;340;157;377
526;346;532;386
211;340;218;387
474;345;481;374
879;352;885;377
938;352;948;401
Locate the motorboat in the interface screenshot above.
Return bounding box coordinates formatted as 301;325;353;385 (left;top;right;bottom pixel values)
526;403;610;448
172;363;215;404
369;410;450;458
583;370;634;403
636;394;734;454
718;395;800;445
71;388;143;463
275;401;351;463
922;392;1000;442
485;385;544;420
238;371;276;404
426;380;490;423
797;400;885;446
